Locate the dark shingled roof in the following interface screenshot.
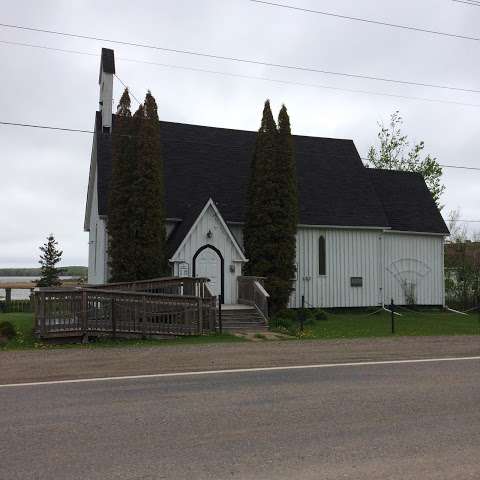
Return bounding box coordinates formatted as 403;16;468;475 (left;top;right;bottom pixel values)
367;169;449;234
94;113;448;240
99;48;115;81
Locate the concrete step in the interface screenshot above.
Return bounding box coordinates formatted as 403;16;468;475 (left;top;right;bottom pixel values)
222;323;268;332
221;310;263;318
222;313;263;322
221;315;264;322
219;306;268;332
221;321;268;332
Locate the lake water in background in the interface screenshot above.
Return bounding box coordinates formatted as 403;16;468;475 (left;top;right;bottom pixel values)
0;277;75;300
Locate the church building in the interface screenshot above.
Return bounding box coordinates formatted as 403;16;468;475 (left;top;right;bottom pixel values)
85;48;449;308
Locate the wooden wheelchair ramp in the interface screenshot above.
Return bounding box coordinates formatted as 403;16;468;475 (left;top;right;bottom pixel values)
33;277;217;339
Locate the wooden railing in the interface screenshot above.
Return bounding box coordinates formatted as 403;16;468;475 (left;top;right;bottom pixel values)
88;277;211;297
0;299;33;313
237;276;270;321
34;277;217;339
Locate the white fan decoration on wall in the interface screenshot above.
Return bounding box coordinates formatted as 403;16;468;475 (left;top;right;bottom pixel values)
386;258;432;305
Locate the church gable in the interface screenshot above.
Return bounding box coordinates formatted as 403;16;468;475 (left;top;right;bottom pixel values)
169;199;246;303
170;198;246;266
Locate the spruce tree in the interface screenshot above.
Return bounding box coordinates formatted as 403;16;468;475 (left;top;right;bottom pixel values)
129;92;168;279
244;101;298;313
37;234;63;287
107;88;134;282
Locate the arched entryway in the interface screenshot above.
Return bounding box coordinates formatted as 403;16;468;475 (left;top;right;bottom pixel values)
193;244;224;303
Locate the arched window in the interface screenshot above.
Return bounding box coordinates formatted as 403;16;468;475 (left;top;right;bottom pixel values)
318;235;326;275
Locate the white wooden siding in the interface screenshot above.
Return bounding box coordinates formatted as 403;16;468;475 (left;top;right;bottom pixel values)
290;228;382;308
87;168;108;284
171;205;245;304
383;232;445;306
90;209;445;305
230;224;444;308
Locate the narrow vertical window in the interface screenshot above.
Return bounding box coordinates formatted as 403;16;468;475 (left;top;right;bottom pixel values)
94;223;98;274
318;235;326;275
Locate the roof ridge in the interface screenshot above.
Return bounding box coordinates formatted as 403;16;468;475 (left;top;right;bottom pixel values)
111;112;354;143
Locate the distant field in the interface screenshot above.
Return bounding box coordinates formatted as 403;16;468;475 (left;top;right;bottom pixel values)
0;266;87;277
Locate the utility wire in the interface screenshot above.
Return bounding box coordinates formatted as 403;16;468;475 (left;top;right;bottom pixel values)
452;0;480;6
2;39;480;109
0;23;480;94
437;163;480;171
0;120;93;133
113;74;142;105
361;157;480;172
1;120;480;173
250;0;480;41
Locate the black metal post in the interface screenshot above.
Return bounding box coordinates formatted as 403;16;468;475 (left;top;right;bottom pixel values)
300;295;305;332
111;298;116;340
218;297;222;334
390;298;395;334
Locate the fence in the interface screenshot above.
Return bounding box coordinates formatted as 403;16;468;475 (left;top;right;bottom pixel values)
34;277;217;339
0;299;33;314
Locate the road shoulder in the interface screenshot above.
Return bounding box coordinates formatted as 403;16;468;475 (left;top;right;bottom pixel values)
1;335;479;385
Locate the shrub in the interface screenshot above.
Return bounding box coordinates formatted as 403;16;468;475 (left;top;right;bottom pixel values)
272;316;295;331
311;308;328;322
0;321;16;340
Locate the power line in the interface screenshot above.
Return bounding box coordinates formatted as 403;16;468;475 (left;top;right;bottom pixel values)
362;157;480;172
452;0;480;6
113;74;142;105
438;163;480;171
2;39;480;109
1;23;480;94
450;219;480;223
0;120;93;133
250;0;480;41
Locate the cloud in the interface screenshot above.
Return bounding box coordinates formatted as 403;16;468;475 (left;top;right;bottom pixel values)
1;0;479;267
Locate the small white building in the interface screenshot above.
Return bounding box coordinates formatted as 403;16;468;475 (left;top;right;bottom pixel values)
85;48;449;308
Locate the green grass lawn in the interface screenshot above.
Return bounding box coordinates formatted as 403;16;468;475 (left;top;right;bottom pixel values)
1;309;480;350
272;308;480;339
0;313;245;351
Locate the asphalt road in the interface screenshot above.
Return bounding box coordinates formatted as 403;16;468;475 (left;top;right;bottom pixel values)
2;357;480;479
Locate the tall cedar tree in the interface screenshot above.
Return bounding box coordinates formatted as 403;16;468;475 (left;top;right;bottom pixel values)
107;88;135;281
129;92;168;279
270;105;298;310
37;234;63;287
244;101;298;313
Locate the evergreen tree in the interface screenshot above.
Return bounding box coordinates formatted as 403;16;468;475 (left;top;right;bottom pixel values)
244;100;278;277
270;105;298;311
244;101;299;313
37;234;63;287
129;92;168;279
107;88;135;282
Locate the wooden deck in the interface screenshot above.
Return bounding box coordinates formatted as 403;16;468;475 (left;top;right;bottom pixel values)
34;278;218;339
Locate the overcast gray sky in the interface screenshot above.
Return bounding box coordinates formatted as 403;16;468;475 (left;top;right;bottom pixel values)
1;0;479;268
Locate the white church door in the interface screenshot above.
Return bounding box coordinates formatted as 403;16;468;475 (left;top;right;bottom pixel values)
194;246;223;300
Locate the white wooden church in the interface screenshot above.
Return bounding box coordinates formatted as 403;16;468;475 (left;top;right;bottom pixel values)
85;49;449;308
